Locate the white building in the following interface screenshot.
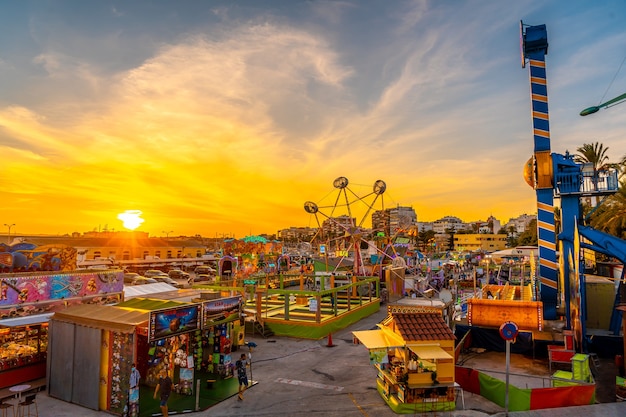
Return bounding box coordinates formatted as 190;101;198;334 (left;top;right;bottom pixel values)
503;214;536;234
432;216;467;234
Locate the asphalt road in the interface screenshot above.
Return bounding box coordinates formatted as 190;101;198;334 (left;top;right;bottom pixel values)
27;301;625;416
201;307;492;417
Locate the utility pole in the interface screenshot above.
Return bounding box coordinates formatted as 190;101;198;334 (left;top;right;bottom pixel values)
4;223;15;244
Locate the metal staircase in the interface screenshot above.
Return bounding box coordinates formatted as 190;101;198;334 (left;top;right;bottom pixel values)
245;320;274;338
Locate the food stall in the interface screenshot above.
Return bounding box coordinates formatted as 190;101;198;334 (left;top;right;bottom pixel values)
1;266;124;390
0;314;51;389
48;303;151;414
352;305;457;413
47;293;245;416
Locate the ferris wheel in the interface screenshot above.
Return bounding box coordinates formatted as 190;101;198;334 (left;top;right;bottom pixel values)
304;176;399;275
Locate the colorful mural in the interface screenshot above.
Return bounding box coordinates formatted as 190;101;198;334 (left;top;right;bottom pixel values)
0;242;78;272
0;270;124;319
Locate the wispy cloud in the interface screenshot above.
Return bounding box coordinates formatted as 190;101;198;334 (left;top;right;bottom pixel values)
1;1;624;235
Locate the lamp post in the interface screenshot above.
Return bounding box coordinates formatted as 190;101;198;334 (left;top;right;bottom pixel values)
163;230;173;238
4;223;15;244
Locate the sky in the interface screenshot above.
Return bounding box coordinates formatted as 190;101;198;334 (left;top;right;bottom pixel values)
1;0;626;239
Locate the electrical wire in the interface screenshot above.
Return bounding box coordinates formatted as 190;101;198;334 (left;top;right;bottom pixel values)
598;50;626;105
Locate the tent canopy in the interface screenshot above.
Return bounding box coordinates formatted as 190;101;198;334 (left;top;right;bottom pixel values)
490;246;538;259
51;303;149;333
352;328;405;349
123;282;178;300
0;313;53;328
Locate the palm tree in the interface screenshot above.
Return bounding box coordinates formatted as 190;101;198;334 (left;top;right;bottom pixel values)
574;142;612;191
588;181;626;239
620;153;626;179
575;142;611;168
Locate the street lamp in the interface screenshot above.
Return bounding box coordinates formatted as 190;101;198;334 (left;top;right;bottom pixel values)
4;223;15;244
162;230;173;238
580;92;626;116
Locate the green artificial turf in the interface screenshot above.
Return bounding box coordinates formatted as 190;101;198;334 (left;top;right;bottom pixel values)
136;371;254;416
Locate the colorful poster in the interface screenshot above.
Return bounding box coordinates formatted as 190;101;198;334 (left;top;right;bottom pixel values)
201;296;241;328
369;348;389;365
149;305;200;342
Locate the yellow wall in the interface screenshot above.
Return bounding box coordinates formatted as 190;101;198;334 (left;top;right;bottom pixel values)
468;299;543;330
585;280;615;329
99;330;109;411
454;234;507;251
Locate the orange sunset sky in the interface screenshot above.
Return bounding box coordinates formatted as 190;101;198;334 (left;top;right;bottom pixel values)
2;1;626;238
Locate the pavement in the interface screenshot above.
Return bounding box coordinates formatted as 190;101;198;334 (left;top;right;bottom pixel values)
12;306;626;416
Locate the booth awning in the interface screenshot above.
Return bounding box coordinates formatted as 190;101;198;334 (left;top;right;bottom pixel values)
0;313;54;327
352;328;405;349
51;304;149;333
123;282;178;300
408;345;452;360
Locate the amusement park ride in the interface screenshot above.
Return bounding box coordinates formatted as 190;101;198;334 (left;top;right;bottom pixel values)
304;176;405;276
520;21;626;352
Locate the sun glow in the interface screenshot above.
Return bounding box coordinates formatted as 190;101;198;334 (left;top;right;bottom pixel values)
117;210;145;231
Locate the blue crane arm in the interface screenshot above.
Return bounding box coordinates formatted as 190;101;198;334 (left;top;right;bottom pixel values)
580;92;626;116
578;225;626;265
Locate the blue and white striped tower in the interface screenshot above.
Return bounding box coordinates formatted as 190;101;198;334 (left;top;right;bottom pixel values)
521;23;558;320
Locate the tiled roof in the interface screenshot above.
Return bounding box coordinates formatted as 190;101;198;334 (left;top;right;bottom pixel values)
392;312;455;342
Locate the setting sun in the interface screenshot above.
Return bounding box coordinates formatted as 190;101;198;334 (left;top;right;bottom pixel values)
117;210;145;231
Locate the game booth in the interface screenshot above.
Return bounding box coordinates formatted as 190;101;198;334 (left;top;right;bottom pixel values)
352;305;457;413
0;241;125;390
47;294;245;416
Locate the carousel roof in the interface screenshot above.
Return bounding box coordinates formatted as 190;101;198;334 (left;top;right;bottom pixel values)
242;235;268;243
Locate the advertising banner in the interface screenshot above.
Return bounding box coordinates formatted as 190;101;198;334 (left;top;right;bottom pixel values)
149;304;201;342
201;296;241;328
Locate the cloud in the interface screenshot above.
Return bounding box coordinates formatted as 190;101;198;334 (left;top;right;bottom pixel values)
6;2;603;236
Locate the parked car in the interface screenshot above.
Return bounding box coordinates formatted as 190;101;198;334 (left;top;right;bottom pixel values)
195;273;215;283
129;277;158;286
151;275;184;288
144;269;167;278
168;269;190;280
124;273;157;286
194;266;216;275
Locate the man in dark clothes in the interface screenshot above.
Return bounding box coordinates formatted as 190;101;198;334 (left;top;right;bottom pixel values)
153;369;172;417
236;353;249;400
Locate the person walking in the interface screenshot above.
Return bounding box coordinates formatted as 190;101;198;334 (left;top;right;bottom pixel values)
236;353;249;400
153;369;172;417
128;363;141;417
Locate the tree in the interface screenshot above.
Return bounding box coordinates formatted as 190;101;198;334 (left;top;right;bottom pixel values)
517;219;538;246
445;228;455;251
417;230;435;252
575;142;613;191
575;142;611;170
588;181;626;239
